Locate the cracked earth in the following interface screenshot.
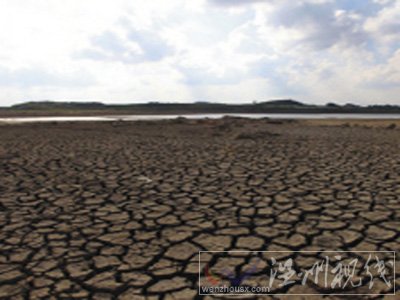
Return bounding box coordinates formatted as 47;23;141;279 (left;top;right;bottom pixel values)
0;118;399;299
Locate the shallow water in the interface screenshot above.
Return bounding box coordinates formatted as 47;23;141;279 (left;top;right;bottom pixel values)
1;113;400;123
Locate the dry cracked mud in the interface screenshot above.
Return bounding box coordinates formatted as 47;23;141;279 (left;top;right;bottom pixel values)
0;118;399;299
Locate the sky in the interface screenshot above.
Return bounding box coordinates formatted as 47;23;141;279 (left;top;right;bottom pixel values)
0;0;399;106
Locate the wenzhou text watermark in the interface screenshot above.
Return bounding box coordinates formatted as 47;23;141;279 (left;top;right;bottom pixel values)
198;251;396;296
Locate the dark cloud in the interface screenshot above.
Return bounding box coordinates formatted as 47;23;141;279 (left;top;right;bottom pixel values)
269;2;370;50
371;17;400;37
336;0;382;16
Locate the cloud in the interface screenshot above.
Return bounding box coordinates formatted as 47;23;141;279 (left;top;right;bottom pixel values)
0;0;399;105
92;31;129;57
360;49;400;89
247;56;308;95
365;1;400;41
178;65;246;85
372;0;394;5
128;28;173;61
267;1;369;50
0;67;95;88
209;0;265;6
77;24;173;64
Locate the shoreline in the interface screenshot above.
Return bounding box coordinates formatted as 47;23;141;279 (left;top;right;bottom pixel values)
0;117;399;130
1;113;400;125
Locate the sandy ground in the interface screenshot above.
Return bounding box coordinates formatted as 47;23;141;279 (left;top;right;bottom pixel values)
0;118;399;299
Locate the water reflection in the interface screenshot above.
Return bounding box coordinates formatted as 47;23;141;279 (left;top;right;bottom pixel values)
1;113;400;123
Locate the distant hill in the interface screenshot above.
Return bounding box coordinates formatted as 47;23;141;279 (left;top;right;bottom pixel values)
1;99;400;116
12;101;106;110
256;99;306;107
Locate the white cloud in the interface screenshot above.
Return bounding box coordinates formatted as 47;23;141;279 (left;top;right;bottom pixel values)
361;49;400;89
0;67;95;88
209;0;265;6
365;0;400;43
0;0;399;106
76;25;173;64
